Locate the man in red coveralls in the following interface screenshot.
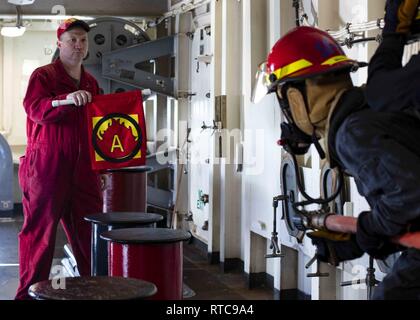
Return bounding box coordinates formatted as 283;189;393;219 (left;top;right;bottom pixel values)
15;18;102;299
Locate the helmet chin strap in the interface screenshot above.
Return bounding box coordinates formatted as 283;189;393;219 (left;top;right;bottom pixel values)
311;130;326;159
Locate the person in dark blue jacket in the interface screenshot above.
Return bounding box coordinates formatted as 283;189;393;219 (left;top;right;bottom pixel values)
253;0;420;299
357;0;420;299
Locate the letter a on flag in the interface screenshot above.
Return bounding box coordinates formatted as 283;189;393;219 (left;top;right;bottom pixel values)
86;90;147;171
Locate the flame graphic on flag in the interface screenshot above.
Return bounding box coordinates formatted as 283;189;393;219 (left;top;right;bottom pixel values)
96;117;139;141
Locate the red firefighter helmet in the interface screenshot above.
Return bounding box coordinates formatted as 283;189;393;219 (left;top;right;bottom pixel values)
252;26;364;103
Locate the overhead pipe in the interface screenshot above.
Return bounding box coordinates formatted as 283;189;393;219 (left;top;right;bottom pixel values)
0;14;152;24
293;0;385;45
0;133;13;216
146;0;211;29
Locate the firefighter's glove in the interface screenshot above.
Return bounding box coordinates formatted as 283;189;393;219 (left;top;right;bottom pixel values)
356;211;405;259
383;0;420;35
307;230;364;267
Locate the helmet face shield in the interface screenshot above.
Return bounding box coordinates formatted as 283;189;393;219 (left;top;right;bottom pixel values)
251;62;272;104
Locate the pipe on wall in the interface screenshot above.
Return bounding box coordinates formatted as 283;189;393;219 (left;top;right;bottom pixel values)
0;133;13;216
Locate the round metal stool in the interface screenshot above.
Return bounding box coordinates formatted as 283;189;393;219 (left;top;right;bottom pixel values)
85;212;163;276
101;228;191;300
28;276;157;300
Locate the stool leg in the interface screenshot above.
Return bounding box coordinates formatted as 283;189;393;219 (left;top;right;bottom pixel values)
92;224;108;276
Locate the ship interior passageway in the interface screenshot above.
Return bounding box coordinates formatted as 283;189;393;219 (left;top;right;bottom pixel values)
1;0;420;305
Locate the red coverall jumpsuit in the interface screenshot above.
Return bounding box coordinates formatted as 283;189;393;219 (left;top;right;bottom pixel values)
15;58;103;299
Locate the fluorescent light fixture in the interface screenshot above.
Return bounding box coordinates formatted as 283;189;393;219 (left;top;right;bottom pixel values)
1;3;26;37
8;0;35;5
1;25;26;37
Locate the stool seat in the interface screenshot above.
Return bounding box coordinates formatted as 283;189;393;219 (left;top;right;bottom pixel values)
104;166;153;173
84;212;163;227
100;228;191;244
28;276;157;300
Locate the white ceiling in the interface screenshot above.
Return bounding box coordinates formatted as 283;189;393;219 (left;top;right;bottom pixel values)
1;0;169;17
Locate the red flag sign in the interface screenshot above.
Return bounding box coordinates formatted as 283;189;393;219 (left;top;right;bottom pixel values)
87;90;147;171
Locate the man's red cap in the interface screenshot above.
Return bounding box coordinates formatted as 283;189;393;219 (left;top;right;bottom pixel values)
57;18;90;39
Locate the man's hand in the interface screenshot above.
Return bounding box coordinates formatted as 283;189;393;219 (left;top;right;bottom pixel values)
66;90;92;106
307;230;364;266
383;0;419;34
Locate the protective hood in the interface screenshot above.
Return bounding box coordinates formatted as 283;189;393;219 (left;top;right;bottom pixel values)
287;73;353;137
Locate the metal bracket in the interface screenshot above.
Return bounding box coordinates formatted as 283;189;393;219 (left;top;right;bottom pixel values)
102;36;177;97
305;252;329;278
265;195;286;259
340;256;379;300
